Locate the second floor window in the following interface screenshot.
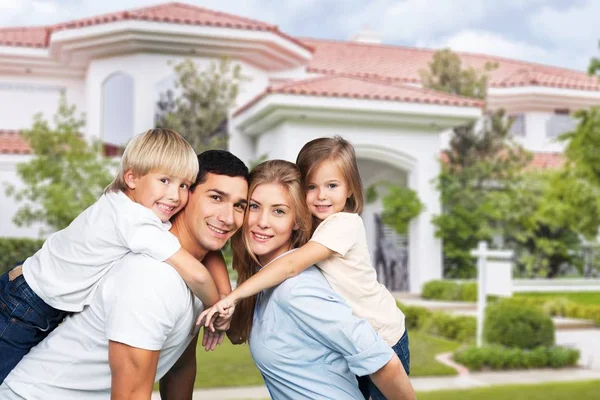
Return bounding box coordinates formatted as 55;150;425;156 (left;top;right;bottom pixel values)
509;114;526;137
546;109;577;139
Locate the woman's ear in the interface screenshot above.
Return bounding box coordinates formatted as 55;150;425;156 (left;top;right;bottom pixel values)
124;169;137;190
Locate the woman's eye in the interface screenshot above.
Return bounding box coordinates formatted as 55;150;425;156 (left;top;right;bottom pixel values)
274;209;285;215
249;203;259;210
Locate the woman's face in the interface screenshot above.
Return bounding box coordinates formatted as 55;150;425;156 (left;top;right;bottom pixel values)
246;183;297;266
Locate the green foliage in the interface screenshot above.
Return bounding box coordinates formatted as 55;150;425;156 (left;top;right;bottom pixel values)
419;48;498;100
454;345;579;371
155;58;250;153
510;296;600;326
562;107;600;185
421;280;477;302
484;299;555;349
422;312;476;343
433;110;531;278
4;93;114;234
380;186;424;235
0;238;45;275
400;302;433;330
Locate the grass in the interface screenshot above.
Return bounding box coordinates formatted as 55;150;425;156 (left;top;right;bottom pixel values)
417;380;600;400
515;292;600;306
185;330;460;388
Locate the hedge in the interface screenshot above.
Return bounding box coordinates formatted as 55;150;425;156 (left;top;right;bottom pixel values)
510;296;600;326
454;345;580;371
484;299;555;349
399;302;475;343
0;238;44;275
421;280;477;302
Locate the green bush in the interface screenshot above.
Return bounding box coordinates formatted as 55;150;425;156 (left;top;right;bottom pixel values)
514;296;600;326
421;280;477;302
399;302;433;330
422;312;476;343
454;345;579;371
484;299;555;349
0;238;44;275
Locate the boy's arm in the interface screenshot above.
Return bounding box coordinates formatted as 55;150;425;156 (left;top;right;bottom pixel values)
202;250;232;298
166;249;220;307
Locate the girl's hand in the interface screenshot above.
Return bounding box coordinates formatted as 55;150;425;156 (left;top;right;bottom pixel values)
196;295;237;332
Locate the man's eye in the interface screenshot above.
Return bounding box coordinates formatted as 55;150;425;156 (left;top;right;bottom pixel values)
235;203;247;211
212;195;221;201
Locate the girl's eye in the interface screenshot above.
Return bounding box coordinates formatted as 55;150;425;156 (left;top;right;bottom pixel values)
307;185;316;190
328;184;338;189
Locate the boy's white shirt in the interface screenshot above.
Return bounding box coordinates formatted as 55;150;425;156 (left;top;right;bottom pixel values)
23;190;181;312
309;212;405;346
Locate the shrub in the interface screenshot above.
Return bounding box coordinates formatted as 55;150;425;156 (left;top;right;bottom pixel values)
484;299;555;349
399;302;433;330
454;345;579;371
421;312;476;343
421;280;477;302
0;238;44;275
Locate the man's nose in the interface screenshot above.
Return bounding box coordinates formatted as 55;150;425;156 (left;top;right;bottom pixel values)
218;204;235;226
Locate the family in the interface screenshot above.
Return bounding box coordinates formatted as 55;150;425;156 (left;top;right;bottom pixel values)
0;129;416;399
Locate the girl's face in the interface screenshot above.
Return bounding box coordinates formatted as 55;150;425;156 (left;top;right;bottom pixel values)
246;183;298;266
305;160;351;221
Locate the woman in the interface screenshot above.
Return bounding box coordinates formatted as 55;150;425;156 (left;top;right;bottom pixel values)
227;160;414;400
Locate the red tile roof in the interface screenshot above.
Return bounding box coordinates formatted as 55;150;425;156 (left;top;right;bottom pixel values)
0;130;30;154
530;152;564;169
303;38;600;92
235;74;484;115
0;2;311;51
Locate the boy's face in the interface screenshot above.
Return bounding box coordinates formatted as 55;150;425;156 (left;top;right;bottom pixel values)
182;172;248;252
124;170;192;223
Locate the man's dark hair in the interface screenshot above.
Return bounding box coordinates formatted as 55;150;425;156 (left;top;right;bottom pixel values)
192;150;249;190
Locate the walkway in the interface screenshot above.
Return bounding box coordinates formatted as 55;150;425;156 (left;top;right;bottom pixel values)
150;368;600;399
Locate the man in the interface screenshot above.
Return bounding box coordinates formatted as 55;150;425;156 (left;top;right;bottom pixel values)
0;150;249;399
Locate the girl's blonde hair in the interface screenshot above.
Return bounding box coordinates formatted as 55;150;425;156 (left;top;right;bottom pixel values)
228;160;312;345
105;128;198;193
296;135;364;218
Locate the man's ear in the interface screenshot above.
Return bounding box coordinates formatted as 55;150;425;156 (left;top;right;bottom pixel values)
124;169;137;190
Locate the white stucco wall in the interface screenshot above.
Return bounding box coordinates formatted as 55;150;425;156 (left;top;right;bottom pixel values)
0;75;85;131
249;119;443;291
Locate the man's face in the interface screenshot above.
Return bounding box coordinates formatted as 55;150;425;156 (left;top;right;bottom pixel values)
183;173;248;252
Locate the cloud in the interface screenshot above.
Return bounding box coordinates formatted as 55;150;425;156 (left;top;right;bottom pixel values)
530;1;600;46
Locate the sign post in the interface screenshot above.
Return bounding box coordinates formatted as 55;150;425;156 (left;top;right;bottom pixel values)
470;241;513;347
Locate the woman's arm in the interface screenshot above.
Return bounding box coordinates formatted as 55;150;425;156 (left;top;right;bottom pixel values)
198;241;333;329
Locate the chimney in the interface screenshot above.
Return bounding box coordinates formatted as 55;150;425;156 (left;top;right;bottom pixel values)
351;25;381;44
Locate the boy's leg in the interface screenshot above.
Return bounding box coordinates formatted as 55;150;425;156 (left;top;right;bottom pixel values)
364;330;411;400
0;265;66;383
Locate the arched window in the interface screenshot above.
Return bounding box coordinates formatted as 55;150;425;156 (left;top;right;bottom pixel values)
101;72;134;147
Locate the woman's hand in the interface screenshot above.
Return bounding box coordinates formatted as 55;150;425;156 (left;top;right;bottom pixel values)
196;295;237;332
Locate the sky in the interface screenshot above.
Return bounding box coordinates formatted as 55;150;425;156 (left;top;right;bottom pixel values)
1;0;599;72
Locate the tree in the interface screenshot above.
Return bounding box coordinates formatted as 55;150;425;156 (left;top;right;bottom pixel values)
420;48;497;100
561;107;600;184
155;58;249;153
367;183;424;235
5;93;114;235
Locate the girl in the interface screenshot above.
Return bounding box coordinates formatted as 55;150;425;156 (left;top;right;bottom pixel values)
227;159;414;400
201;136;409;400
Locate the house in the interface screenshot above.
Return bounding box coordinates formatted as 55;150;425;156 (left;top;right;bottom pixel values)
1;2;598;291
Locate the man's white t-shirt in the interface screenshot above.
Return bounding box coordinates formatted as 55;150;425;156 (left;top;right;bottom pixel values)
23;190;181;311
0;253;202;399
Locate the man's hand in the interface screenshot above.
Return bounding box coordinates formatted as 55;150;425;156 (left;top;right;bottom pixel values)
201;327;224;351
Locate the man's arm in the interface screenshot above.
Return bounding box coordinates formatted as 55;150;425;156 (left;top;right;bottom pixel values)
159;334;199;400
370;356;416;400
109;341;160;400
202;250;232;298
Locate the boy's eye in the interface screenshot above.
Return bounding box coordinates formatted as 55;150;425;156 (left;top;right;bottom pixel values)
160;178;169;184
180;183;189;189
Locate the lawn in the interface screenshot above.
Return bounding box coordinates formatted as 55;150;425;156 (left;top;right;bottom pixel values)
417;380;600;400
189;330;460;388
515;292;600;306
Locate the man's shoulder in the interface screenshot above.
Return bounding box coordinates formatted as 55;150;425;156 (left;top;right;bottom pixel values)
110;253;185;290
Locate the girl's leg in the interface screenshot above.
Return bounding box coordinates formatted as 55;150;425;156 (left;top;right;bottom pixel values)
364;330;410;400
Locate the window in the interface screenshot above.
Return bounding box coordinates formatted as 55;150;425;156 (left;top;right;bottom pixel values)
546;109;577;138
508;114;526;137
101;73;134;147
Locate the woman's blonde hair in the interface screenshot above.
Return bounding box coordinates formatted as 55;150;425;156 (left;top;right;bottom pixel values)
296;135;364;219
105;128;198;193
228;160;312;344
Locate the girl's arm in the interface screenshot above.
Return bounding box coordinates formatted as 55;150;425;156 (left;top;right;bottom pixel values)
197;241;333;329
166;249;219;307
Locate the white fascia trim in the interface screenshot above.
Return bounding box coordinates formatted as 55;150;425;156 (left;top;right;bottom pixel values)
50;20;313;64
234;94;482;134
490;85;600;100
0;46;49;58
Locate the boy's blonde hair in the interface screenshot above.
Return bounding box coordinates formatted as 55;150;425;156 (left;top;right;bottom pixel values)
296;135;364;215
105;128;198;193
